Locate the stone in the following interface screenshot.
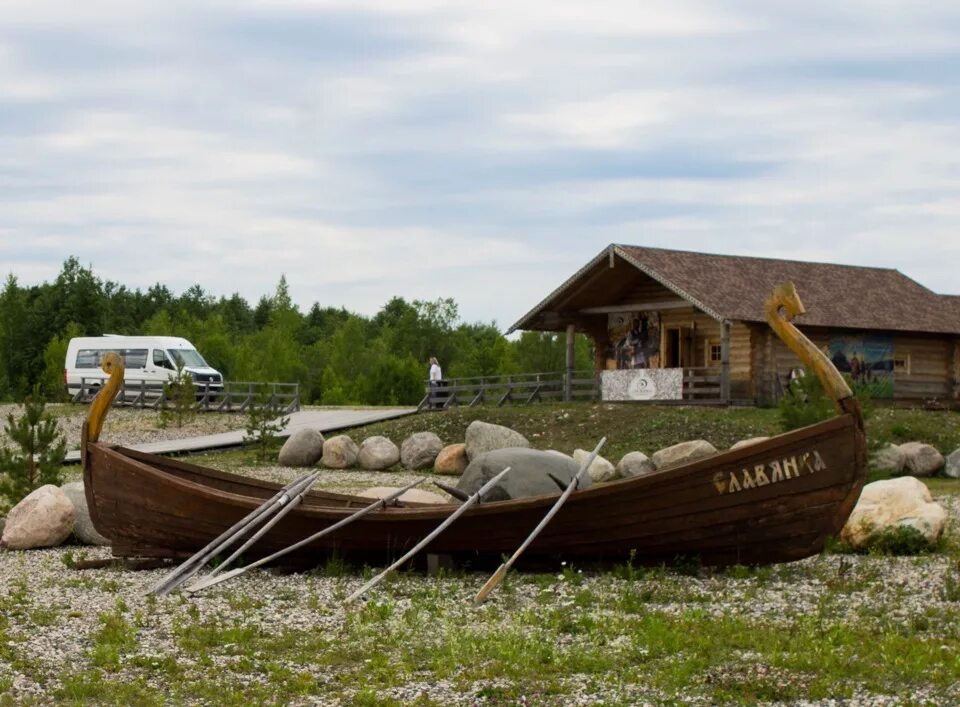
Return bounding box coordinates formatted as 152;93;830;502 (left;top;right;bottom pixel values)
899;442;945;477
357;436;400;471
456;448;592;502
871;444;906;475
616;451;657;478
278;429;325;467
322;435;359;469
946;448;960;479
400;432;444;470
841;477;947;549
652;440;718;469
729;437;770;451
60;482;110;546
435;443;468;476
464;420;530;461
1;485;75;550
573;449;617;483
357;487;449;505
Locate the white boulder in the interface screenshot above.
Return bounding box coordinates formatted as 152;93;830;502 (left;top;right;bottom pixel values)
945;448;960;480
616;452;657;478
60;482;109;546
357;487;449;505
652;440;717;469
841;477;947;549
1;485;75;550
573;449;617;483
322;435;359;469
871;444;907;475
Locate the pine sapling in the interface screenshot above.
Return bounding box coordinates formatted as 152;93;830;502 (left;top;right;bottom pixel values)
0;391;67;507
159;360;197;429
243;390;289;462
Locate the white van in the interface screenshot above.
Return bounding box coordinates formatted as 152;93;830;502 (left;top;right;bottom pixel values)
64;335;224;400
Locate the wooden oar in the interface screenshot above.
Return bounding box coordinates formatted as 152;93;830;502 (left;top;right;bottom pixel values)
474;437;606;604
344;466;513;605
150;471;318;597
200;474;321;580
185;477;428;594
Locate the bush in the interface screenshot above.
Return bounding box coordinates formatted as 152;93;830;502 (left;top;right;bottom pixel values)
159;360;196;429
778;368;872;432
0;390;67;509
243;391;289;462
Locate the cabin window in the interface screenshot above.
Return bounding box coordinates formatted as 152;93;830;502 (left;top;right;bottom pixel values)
706;342;722;366
893;355;910;375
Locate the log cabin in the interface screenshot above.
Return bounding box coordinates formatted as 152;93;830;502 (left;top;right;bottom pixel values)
508;245;960;406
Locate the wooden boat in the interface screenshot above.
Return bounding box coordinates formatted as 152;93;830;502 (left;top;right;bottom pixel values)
83;283;867;567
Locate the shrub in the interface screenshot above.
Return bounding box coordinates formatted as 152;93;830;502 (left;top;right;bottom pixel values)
778;368;872;432
0;390;67;508
243;391;289;462
159;360;196;429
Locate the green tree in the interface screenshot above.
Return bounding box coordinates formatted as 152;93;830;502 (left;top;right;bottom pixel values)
159;360;197;429
0;390;67;508
243;391;289;462
41;322;83;401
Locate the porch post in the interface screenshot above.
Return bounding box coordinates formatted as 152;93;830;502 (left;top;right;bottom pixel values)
565;323;575;402
720;320;731;403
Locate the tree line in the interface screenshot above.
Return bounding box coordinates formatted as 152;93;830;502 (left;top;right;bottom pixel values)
0;258;594;405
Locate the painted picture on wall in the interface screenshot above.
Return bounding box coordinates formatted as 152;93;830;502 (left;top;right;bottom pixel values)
828;334;894;398
606;312;661;370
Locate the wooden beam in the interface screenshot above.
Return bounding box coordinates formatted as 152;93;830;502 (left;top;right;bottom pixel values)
578;300;691;315
565;324;575;402
720;320;731;403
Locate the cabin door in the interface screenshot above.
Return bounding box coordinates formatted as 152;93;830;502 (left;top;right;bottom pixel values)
664;327;691;368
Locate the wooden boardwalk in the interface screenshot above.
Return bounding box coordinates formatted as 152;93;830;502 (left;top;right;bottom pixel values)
65;407;415;463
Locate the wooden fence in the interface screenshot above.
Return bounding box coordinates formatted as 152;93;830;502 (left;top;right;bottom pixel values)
70;378;301;414
418;367;726;411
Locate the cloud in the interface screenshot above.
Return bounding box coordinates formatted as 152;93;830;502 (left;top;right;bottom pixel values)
2;0;960;332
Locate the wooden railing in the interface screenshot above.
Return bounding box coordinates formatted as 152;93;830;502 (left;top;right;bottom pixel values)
418;367;725;411
69;378;301;414
417;370;599;411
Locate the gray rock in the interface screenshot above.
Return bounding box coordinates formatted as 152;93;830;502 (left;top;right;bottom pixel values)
278;429;325;467
1;485;75;550
456;448;592;502
357;436;400;471
872;444;907;474
464;420;530;461
322;435;359;469
946;448;960;479
652;440;718;469
60;482;110;546
400;432;444;470
357;487;449;505
899;442;945;477
0;517;4;538
729;437;770;451
573;449;617;483
616;451;657;478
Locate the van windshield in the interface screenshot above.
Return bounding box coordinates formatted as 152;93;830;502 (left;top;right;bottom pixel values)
167;349;208;368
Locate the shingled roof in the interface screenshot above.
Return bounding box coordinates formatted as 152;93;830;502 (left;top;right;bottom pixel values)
510;245;960;335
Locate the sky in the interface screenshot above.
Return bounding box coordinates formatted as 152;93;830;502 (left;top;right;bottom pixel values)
2;1;960;330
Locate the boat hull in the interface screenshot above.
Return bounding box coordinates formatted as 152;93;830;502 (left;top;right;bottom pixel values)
84;412;866;567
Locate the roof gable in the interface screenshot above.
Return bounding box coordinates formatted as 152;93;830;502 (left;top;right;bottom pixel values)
510;244;960;335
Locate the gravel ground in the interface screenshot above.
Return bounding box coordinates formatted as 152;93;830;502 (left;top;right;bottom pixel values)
1;410;958;704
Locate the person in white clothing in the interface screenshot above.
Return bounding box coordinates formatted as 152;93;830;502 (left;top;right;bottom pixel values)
429;357;442;383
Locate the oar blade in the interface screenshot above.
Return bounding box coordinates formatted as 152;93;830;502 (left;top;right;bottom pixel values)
473;563;508;604
184;566;244;594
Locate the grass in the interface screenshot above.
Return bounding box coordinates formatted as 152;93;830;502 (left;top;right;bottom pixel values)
6;402;959;703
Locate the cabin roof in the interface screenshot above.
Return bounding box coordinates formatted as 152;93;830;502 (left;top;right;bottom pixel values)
509;244;960;335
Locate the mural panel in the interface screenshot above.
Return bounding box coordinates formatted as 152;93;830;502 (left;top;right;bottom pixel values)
828;334;894;398
606;312;661;370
